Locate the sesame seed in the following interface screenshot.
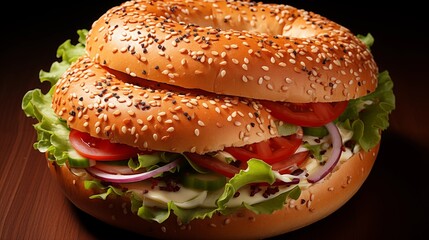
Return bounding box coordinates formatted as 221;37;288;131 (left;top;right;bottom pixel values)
220;70;226;77
113;110;121;116
153;134;158;141
194;129;200;136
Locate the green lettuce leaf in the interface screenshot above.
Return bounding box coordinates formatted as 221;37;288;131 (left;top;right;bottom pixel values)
338;71;395;151
22;89;70;164
276;122;298;136
357;33;375;50
303;142;323;161
22;30;87;163
84;180;124;200
128;160;300;224
216;159;276;209
39;29;87;86
129;152;182;171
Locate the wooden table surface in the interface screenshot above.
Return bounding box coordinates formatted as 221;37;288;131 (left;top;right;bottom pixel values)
1;1;427;239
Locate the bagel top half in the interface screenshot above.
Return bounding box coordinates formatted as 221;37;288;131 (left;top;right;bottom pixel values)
52;56;279;154
86;0;378;103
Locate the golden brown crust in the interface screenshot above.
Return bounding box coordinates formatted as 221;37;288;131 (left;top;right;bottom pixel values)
52;56;280;154
86;0;378;103
47;144;379;240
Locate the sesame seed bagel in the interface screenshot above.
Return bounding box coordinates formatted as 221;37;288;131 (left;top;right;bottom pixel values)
52;56;278;154
47;141;379;240
86;0;378;103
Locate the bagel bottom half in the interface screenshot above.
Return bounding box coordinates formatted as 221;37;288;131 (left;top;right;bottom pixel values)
47;144;379;240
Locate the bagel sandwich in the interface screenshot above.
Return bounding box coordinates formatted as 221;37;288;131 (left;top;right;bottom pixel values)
22;0;395;239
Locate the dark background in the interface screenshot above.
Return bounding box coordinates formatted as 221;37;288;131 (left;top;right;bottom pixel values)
1;1;427;239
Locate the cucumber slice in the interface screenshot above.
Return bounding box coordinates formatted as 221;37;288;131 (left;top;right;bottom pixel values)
303;126;329;137
182;172;227;191
68;148;93;168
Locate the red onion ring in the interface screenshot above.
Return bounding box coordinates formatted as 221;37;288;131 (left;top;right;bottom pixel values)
86;159;180;183
307;122;342;183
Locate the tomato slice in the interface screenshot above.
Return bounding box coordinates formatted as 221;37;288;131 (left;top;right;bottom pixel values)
69;129;141;161
271;151;309;174
224;134;302;165
184;153;241;178
260;100;348;127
